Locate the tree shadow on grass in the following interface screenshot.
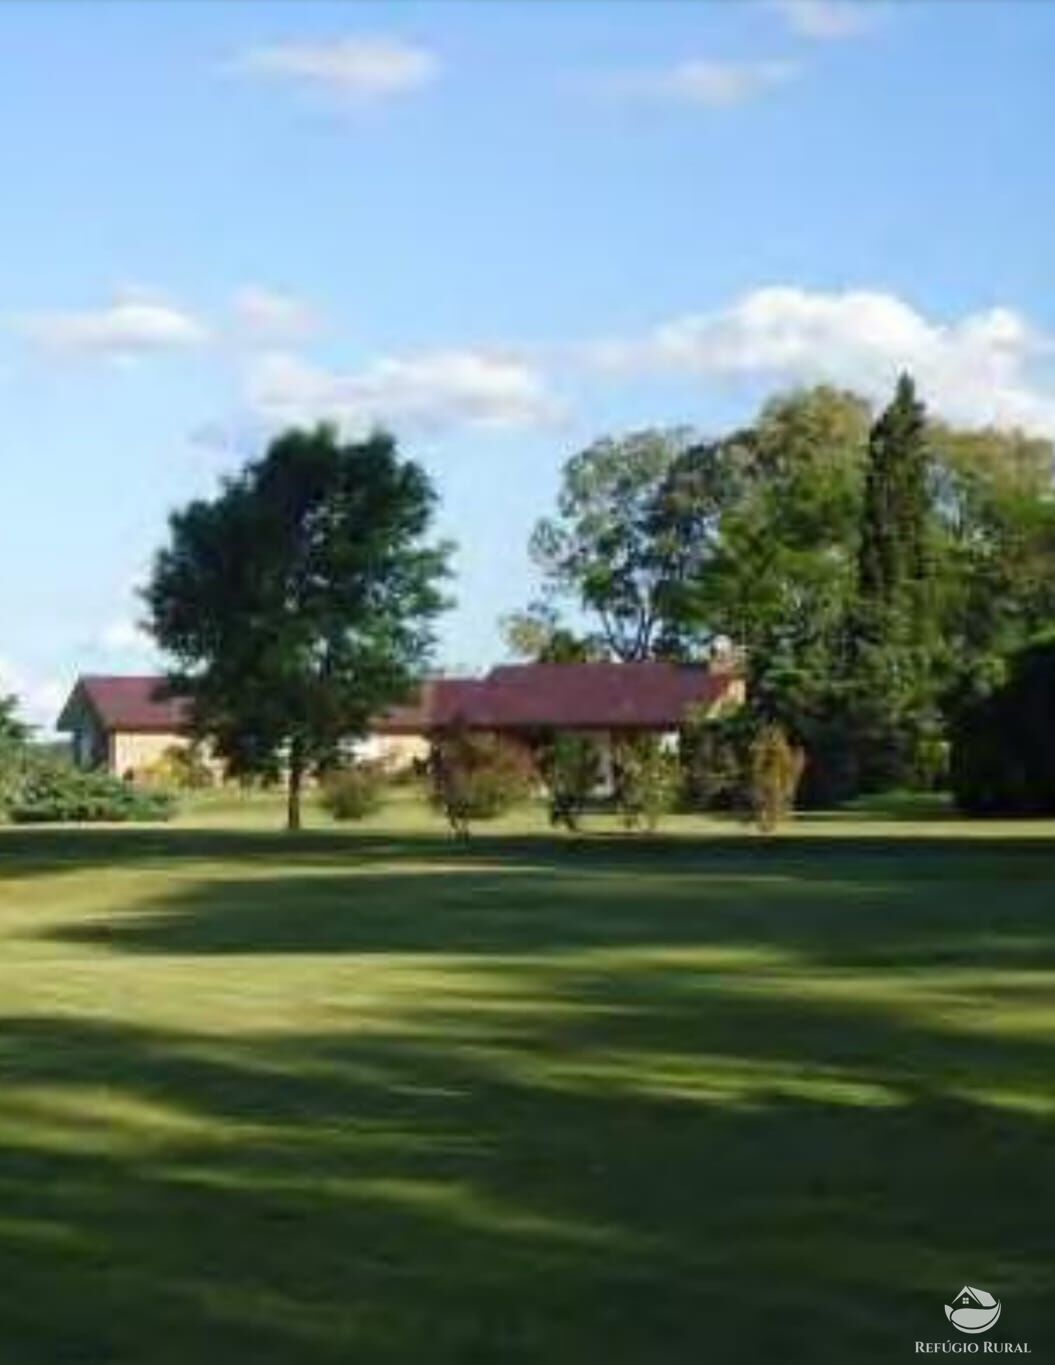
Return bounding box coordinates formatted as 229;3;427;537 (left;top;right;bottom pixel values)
5;821;1055;883
7;827;1055;1359
0;969;1053;1365
41;840;1055;974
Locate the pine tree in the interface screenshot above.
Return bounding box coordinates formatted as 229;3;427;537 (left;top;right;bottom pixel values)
857;372;929;612
847;375;938;791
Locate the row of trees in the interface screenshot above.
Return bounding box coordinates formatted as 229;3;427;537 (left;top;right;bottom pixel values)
7;381;1052;828
506;377;1055;806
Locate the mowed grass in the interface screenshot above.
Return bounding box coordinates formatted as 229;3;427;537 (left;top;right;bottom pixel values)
1;792;1054;1362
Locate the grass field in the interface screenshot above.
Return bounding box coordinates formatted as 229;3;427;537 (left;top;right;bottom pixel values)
1;791;1053;1362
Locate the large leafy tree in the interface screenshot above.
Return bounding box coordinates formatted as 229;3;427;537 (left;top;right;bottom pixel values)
930;423;1055;676
146;426;451;829
949;634;1055;814
529;429;694;660
517;380;1055;805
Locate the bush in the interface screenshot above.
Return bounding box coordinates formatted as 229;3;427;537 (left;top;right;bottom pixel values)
950;636;1055;814
141;743;215;790
679;712;748;811
611;734;681;832
320;762;386;821
429;726;536;837
9;758;176;824
538;732;605;831
749;724;804;832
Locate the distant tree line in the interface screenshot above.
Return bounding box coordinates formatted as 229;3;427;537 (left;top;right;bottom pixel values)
6;383;1054;828
506;376;1055;810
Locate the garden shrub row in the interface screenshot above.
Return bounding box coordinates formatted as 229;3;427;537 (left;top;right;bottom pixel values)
8;761;175;824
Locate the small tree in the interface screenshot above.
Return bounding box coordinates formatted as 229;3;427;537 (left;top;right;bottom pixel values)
429;725;535;838
320;762;387;822
0;694;30;815
538;732;605;831
679;706;751;811
145;426;451;830
611;733;681;832
749;724;804;832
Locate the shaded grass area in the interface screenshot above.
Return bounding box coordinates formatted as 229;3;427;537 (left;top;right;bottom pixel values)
0;816;1054;1361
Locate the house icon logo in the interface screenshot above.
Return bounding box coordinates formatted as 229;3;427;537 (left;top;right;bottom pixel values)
945;1286;1002;1334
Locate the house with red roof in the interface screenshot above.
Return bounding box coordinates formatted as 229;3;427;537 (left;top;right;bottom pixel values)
58;662;743;778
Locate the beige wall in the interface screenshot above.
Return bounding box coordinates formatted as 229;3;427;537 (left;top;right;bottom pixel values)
108;731;189;778
108;732;225;781
355;732;431;771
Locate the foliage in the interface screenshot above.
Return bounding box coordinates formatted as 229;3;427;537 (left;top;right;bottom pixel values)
679;708;751;812
537;731;606;830
856;373;930;611
142;744;216;791
429;726;536;836
320;762;387;821
839;376;941;793
0;693;29;747
949;636;1055;815
500;601;602;663
529;429;694;660
748;724;805;832
8;756;175;824
611;733;681;831
145;425;451;830
660;387;870;659
0;695;31;813
514;379;1055;807
929;423;1055;673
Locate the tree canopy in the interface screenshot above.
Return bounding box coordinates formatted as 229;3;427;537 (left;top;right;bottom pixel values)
514;378;1055;807
145;426;451;829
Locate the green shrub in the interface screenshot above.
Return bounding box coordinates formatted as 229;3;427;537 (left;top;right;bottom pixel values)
429;727;535;837
9;759;176;824
538;732;605;831
749;724;804;832
611;734;681;832
679;712;748;811
320;763;386;821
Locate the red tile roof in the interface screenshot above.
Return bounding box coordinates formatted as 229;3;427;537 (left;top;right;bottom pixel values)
61;662;733;737
57;676;191;734
377;662;732;733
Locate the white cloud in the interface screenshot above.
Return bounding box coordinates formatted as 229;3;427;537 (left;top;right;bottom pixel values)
773;0;880;40
588;286;1055;436
603;59;799;108
0;657;67;732
233;36;440;102
232;286;320;344
245;347;563;435
97;618;152;655
20;293;208;359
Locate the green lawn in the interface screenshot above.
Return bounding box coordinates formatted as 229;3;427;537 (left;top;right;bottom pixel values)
1;794;1053;1362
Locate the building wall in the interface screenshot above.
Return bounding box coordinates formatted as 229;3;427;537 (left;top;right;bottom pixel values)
71;712;108;770
108;731;190;779
354;732;431;771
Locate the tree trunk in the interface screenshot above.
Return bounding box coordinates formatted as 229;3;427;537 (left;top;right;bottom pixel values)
287;739;304;832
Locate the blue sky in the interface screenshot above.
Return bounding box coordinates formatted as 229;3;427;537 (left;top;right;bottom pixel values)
3;0;1055;726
